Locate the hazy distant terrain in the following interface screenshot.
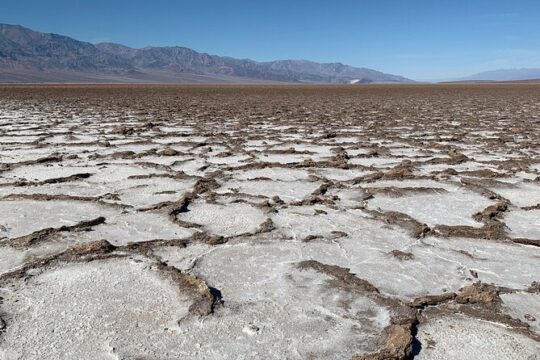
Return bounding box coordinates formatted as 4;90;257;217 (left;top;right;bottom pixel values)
0;24;413;83
457;68;540;82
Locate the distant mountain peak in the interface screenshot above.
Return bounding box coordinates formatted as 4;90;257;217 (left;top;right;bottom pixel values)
459;68;540;82
0;23;415;83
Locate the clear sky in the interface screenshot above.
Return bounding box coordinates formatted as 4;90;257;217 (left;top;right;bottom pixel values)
2;0;539;80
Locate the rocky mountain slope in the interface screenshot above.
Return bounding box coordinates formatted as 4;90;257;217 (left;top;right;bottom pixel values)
0;24;413;83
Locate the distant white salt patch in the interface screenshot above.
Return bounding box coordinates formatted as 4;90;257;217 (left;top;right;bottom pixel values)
416;315;540;360
69;212;195;246
206;154;251;166
501;292;540;335
366;189;494;227
345;148;372;156
313;168;373;181
416;161;501;175
363;179;460;191
235;167;310;181
0;247;26;275
256;153;313;164
505;209;540;239
217;179;321;201
176;201;267;237
348;157;401;168
0;200;116;238
489;182;540;208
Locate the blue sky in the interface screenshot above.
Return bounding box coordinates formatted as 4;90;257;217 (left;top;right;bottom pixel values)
2;0;539;80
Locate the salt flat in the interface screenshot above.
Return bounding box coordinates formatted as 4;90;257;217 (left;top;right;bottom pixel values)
0;84;538;359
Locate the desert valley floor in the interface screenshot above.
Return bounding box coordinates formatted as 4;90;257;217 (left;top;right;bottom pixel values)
0;84;538;359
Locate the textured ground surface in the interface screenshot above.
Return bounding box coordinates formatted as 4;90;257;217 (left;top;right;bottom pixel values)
0;84;539;359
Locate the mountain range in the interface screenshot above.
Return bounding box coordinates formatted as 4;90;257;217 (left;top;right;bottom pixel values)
457;68;540;82
0;23;413;84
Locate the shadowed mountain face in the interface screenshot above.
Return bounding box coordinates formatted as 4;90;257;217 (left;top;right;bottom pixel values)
0;24;132;72
0;24;413;83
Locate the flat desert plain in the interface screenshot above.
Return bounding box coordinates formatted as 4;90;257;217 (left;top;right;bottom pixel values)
0;84;539;359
